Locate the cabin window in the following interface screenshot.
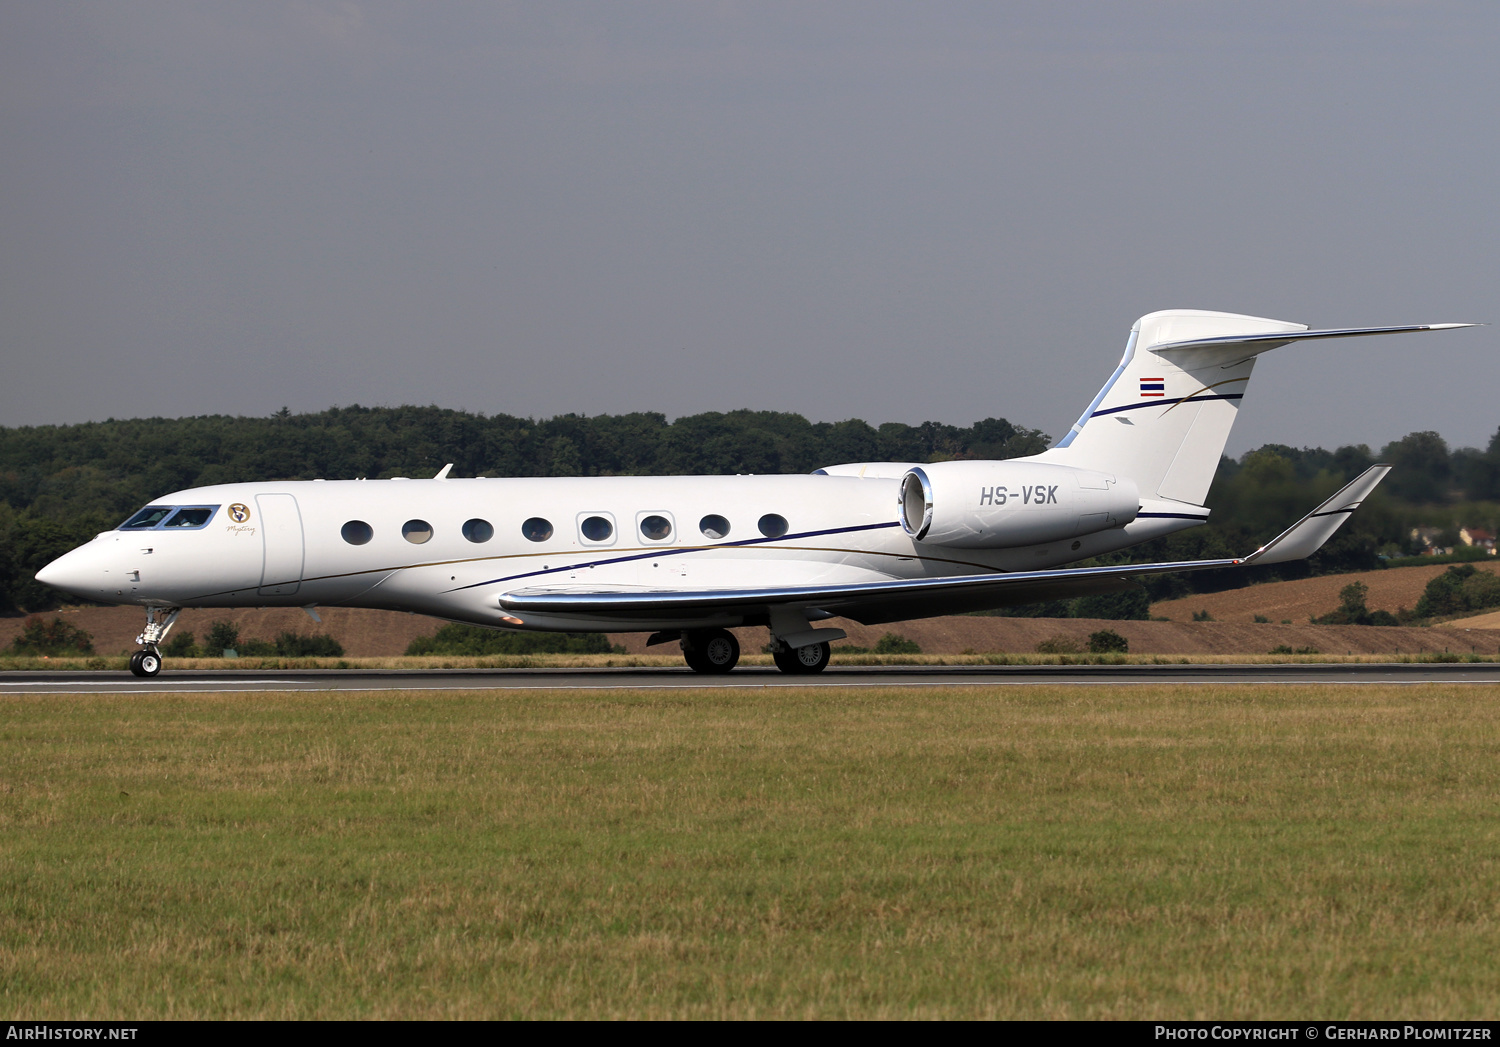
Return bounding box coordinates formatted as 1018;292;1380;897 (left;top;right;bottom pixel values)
120;506;174;530
162;507;217;528
639;514;672;541
579;515;614;543
699;514;730;540
462;518;494;543
521;517;553;542
402;520;434;544
758;513;789;539
341;520;374;545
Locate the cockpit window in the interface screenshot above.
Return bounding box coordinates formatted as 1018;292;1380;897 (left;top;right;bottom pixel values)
163;507;216;528
121;506;176;530
120;505;220;530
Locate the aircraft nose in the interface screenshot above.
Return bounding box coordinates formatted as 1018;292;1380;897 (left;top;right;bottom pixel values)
35;546;103;600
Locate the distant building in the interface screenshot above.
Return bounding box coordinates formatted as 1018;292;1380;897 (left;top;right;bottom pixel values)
1460;527;1497;554
1410;527;1452;555
1409;526;1498;556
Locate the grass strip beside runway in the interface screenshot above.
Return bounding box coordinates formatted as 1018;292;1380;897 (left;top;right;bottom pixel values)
1;685;1497;1018
6;650;1500;671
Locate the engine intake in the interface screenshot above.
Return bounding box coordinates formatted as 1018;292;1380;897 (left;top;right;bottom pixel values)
899;461;1138;549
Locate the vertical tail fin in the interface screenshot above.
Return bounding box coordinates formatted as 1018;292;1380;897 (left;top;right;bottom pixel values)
1038;310;1476;506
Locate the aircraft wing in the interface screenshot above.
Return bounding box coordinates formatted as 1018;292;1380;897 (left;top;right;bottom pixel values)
500;556;1237;626
499;466;1389;627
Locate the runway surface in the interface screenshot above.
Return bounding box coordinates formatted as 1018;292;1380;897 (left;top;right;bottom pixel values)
5;663;1500;692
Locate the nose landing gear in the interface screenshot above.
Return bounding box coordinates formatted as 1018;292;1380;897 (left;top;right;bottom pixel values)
129;606;182;678
128;649;162;677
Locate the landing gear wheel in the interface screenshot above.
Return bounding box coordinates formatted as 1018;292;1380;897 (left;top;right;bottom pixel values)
131;607;180;678
683;629;740;673
129;648;162;678
772;641;830;674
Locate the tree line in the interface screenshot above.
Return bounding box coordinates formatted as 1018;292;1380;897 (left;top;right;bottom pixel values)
3;405;1498;614
1116;429;1500;606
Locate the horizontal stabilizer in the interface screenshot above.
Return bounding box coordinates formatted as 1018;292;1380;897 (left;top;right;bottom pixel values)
1242;464;1391;566
1155;323;1480;368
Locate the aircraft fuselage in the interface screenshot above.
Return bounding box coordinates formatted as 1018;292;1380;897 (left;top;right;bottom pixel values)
38;472;1198;632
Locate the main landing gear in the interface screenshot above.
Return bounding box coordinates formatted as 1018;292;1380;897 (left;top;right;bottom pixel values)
677;629;832;675
129;606;182;678
681;629;740;673
770;639;831;675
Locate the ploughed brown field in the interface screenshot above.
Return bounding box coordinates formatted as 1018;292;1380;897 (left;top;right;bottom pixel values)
8;566;1500;659
1151;560;1493;624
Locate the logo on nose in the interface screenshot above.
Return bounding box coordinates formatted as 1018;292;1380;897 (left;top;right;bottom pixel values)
229;503;251;523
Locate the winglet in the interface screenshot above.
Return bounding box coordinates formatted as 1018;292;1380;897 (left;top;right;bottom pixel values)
1242;465;1392;565
434;463;454;481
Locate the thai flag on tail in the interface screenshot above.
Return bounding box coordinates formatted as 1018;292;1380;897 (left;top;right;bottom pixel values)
1140;378;1165;397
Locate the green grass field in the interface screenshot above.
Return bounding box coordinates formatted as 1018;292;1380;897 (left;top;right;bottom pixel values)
2;685;1497;1019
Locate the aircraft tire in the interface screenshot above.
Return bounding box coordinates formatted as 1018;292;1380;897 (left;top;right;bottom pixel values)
772;641;830;674
129;649;162;677
684;629;739;673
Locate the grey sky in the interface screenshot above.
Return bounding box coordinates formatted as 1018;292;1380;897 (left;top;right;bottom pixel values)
2;2;1496;458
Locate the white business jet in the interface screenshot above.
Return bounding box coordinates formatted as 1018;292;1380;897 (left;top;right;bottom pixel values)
36;309;1476;677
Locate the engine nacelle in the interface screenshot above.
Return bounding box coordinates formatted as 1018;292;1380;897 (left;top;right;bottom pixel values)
899;460;1138;549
